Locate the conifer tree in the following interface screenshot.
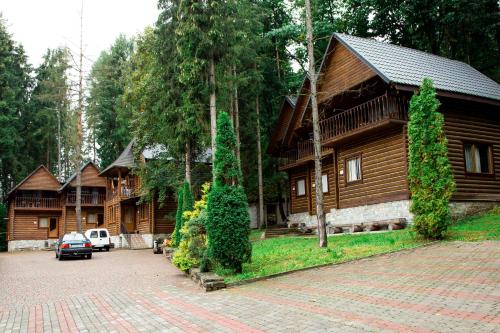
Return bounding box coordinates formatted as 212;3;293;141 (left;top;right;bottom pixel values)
206;112;252;273
172;186;184;247
172;180;194;247
408;78;455;239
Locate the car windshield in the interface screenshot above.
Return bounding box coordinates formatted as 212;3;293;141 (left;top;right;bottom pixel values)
62;233;86;241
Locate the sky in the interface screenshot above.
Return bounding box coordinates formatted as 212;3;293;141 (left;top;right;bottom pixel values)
1;0;159;70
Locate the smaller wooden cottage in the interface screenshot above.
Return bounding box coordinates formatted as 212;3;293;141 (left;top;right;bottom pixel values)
6;166;62;250
59;162;107;234
99;140;177;248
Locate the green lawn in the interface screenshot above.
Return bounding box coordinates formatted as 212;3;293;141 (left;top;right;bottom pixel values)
218;210;500;283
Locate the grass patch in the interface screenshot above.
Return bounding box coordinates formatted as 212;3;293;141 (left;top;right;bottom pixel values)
249;229;264;242
218;210;500;283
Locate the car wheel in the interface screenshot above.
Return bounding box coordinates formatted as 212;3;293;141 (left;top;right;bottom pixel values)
87;254;92;259
58;254;64;261
55;252;58;258
105;246;109;252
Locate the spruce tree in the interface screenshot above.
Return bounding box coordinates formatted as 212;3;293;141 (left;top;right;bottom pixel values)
408;78;455;239
206;112;252;273
172;186;184;247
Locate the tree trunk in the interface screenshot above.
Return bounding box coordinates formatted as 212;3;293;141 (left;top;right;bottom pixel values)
57;108;61;180
185;141;191;186
75;0;84;233
256;97;264;229
209;55;217;181
305;0;327;247
232;66;241;164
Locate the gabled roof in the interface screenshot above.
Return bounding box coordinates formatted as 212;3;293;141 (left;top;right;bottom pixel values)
99;140;136;176
58;161;102;192
333;33;500;102
7;165;60;198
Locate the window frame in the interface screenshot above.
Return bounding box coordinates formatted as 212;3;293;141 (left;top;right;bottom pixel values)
86;212;97;225
321;173;330;194
462;141;494;178
295;178;307;197
344;153;363;185
38;217;49;229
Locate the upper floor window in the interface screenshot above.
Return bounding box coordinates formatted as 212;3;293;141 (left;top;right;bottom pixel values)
464;142;492;174
346;155;362;183
296;178;306;197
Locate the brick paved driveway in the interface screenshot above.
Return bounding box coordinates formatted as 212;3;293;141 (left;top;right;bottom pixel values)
0;241;499;332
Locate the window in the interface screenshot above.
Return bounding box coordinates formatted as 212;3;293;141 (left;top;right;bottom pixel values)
90;231;98;238
346;155;362;183
38;217;48;228
296;179;306;197
87;213;97;224
99;230;108;238
322;174;329;193
464;143;492;174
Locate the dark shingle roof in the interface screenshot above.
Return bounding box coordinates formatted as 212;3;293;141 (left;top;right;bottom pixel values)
334;33;500;101
99;140;136;176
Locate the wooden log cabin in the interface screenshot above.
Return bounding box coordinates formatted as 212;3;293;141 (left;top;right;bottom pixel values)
268;33;500;230
99;140;177;248
6;143;177;251
5;162;106;251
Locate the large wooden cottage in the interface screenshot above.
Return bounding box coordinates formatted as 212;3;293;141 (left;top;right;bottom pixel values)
268;33;500;229
5;143;177;251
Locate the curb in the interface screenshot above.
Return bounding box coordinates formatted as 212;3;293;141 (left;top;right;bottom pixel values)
225;240;440;288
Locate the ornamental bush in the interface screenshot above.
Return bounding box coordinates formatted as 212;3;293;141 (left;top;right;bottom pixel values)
172;183;210;272
206;112;252;273
408;78;455;239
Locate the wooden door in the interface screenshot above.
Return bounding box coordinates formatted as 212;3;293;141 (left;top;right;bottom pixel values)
123;206;136;233
48;217;58;238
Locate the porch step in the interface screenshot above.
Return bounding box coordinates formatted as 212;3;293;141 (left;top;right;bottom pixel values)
121;234;151;249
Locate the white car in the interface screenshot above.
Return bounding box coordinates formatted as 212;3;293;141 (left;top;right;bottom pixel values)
84;228;112;251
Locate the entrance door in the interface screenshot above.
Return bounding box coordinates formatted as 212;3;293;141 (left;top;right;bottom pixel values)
123;206;136;233
48;217;58;238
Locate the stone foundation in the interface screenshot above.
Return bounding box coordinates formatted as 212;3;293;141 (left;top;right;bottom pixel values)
8;239;58;252
449;201;498;220
287;200;498;232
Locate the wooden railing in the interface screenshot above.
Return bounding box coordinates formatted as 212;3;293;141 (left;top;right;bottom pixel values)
320;94;407;141
280;142;332;168
279;94;407;168
66;193;105;205
15;197;60;209
108;186;137;200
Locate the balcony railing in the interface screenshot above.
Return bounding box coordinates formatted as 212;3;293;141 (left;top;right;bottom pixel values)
108;186;137;200
15;197;60;209
280;142;333;168
320;94;407;141
66;193;105;205
279;94;408;169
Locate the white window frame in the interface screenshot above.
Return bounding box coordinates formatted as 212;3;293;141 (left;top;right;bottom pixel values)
296;178;306;197
321;174;329;193
346;155;362;183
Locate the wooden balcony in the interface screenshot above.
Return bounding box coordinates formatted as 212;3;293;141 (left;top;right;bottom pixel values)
107;186;138;201
320;94;407;145
279;141;333;170
279;94;407;170
66;193;105;206
14;197;61;210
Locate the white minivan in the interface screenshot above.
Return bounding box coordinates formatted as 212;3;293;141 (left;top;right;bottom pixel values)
84;228;112;251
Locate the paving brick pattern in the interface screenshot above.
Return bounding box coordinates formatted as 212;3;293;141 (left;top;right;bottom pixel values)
0;241;499;332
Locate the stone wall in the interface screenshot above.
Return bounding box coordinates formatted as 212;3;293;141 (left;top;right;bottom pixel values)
8;239;57;252
287;200;498;231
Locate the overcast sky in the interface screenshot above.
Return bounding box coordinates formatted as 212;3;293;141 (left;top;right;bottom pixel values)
1;0;159;70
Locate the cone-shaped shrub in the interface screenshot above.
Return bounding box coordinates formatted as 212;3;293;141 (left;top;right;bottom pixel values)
408;78;455;239
173;180;194;247
206;112;252;272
